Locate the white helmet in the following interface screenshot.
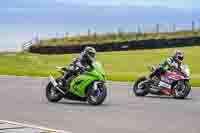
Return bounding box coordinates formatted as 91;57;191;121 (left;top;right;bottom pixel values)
174;50;184;63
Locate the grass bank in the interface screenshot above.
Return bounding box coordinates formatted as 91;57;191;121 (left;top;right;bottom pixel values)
0;46;199;86
37;31;200;47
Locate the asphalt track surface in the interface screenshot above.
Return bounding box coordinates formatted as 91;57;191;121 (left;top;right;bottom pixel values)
0;76;200;133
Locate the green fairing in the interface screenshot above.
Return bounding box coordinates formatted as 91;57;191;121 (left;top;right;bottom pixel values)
159;57;173;71
160;60;169;71
69;61;106;97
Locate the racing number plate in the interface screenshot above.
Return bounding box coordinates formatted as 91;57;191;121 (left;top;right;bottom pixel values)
159;81;171;88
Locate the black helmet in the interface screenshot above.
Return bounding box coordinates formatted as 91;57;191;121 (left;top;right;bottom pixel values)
82;47;96;61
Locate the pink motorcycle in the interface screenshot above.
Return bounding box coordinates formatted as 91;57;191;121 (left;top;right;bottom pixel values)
133;65;191;99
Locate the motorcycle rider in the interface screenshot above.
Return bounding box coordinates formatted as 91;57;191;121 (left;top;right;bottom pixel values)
149;50;184;80
60;47;97;91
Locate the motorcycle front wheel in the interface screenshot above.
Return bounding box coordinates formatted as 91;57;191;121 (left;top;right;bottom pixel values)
172;80;191;99
87;83;107;105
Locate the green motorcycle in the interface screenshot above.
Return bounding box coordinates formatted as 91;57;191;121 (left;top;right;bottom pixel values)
46;61;107;105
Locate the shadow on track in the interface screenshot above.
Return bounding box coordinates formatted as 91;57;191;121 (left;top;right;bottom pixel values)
54;101;110;107
144;95;193;100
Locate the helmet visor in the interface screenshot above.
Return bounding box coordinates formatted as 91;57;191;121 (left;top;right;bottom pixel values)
178;55;184;61
88;52;96;58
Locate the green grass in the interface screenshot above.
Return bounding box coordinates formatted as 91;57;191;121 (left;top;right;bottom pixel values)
0;46;200;86
36;30;200;47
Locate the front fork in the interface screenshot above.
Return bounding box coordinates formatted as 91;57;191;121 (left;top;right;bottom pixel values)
92;81;105;97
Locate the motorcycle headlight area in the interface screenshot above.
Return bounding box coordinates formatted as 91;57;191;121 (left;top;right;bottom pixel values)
94;82;104;90
185;70;190;77
183;68;190;78
181;65;190;78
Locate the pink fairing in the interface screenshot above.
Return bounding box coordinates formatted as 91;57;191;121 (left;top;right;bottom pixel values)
165;71;186;81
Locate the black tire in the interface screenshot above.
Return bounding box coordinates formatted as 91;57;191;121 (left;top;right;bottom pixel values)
133;77;149;96
87;83;107;106
172;80;191;99
46;81;63;103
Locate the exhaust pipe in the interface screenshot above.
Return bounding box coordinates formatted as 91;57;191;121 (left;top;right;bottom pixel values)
48;75;66;95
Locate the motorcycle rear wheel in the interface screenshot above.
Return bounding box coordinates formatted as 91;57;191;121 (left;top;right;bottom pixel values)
46;79;63;103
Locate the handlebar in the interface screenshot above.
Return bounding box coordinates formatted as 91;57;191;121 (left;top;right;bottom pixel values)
56;66;68;72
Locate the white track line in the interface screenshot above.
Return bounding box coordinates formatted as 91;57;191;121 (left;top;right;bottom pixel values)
0;120;71;133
